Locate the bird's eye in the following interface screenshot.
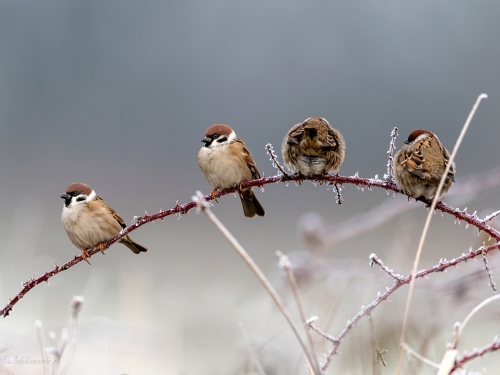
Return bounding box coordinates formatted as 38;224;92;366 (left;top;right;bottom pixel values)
212;134;219;139
76;196;86;202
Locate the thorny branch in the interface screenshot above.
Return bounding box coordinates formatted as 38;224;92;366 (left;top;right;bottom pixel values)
307;319;338;344
319;243;500;374
331;183;343;205
322;165;500;248
481;251;497;292
369;253;403;282
448;339;500;374
2;168;499;318
266;143;288;176
482;209;500;224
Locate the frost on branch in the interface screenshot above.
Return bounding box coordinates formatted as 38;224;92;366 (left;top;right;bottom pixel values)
266;143;288;176
1;94;500;374
192;190;209;212
384;127;398;182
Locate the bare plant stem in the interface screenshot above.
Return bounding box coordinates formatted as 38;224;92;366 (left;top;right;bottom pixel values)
324;166;500;248
448;339;500;374
195;197;319;375
308;322;338;344
396;93;488;374
239;322;268;375
59;296;84;375
369;253;403;282
35;320;49;375
276;251;320;373
451;294;500;350
481;251;497;292
385;127;398;182
266;143;288;176
401;343;440;369
320;242;500;373
482;209;500;223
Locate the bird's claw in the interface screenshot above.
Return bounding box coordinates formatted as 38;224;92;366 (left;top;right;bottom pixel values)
97;243;106;254
210;188;219;202
81;249;91;265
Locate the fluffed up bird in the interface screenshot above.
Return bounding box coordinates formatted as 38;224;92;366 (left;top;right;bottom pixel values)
197;124;265;218
394;129;455;200
61;182;148;260
282;117;345;177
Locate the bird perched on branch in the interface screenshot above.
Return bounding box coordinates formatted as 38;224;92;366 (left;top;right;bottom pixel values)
282;117;345;177
197;124;265;218
394;129;455;200
61;182;147;261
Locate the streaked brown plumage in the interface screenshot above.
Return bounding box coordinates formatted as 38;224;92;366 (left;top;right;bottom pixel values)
61;182;147;260
197;124;265;218
393;129;455;200
282;117;345;176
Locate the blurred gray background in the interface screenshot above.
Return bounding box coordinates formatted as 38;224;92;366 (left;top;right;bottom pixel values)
0;1;499;374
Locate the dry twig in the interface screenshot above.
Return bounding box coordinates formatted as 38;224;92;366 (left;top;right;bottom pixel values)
192;192;319;375
320;242;500;373
396;93;488;374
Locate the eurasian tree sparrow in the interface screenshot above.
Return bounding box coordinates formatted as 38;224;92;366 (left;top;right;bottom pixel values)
394;129;456;200
197;124;265;218
61;182;147;260
282;117;345;176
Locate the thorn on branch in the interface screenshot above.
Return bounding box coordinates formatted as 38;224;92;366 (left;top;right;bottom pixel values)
482;209;500;224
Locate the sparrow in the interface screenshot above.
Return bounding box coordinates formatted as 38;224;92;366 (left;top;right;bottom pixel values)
393;129;456;200
282;117;345;177
61;182;147;260
197;124;265;218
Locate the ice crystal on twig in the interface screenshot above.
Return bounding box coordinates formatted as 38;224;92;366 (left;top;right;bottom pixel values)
482;209;500;224
369;253;403;282
192;191;209;211
332;183;343;205
265;143;288;176
384;127;398;182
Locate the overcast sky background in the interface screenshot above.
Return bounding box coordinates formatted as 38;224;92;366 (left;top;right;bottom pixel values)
0;1;499;373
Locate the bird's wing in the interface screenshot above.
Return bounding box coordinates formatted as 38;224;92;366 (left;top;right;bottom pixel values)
94;196;127;229
235;138;261;180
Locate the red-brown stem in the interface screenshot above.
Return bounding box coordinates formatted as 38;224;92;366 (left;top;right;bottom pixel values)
1;173;499;318
448;340;500;374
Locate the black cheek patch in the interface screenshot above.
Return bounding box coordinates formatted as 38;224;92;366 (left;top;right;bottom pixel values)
217;136;227;143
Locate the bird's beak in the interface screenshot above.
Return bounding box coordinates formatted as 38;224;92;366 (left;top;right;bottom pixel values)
201;136;211;143
61;193;70;200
